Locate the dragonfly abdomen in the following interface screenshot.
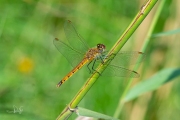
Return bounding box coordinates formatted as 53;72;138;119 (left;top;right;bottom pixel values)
56;58;89;87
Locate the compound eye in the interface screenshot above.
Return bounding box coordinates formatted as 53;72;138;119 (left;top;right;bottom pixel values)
101;44;105;49
97;44;100;48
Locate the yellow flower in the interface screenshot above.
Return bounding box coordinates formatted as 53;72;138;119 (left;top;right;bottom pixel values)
18;57;34;74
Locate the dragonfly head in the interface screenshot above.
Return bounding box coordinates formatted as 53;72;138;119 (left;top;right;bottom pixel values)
97;44;106;52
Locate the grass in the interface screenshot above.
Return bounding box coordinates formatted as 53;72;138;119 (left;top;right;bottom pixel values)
0;0;180;120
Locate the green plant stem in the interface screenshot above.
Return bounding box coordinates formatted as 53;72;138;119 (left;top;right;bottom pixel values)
113;0;167;118
56;0;158;119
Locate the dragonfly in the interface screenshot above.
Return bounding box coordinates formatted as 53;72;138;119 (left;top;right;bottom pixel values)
54;20;145;87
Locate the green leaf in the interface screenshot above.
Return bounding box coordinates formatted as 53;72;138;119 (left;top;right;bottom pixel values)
152;28;180;37
76;107;119;120
124;68;180;102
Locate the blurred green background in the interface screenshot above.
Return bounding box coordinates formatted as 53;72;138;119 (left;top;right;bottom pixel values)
0;0;179;120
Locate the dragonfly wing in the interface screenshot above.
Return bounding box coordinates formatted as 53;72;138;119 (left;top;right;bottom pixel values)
108;51;145;67
53;38;84;67
101;65;140;78
64;20;89;53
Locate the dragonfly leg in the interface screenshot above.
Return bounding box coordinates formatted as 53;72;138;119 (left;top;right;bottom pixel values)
92;59;101;75
103;53;116;64
87;60;93;73
100;56;105;64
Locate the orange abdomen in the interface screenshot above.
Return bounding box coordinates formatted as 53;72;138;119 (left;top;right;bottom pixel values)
56;58;89;87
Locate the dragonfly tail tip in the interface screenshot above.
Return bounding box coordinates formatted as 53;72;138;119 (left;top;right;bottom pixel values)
56;82;63;88
56;84;60;88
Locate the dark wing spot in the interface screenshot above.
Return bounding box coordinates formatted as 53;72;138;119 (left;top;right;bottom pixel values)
55;38;59;41
132;70;138;74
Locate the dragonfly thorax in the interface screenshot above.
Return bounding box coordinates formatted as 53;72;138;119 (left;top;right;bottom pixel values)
85;44;106;61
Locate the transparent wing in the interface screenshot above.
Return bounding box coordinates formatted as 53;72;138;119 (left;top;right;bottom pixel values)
93;51;145;77
53;38;84;67
64;20;89;53
101;65;140;78
108;51;145;67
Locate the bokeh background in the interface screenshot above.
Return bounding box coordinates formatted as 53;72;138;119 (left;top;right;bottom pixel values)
0;0;179;120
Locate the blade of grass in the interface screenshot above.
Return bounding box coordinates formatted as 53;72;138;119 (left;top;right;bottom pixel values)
124;68;180;102
114;0;165;118
76;107;119;120
151;28;180;37
56;0;158;119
